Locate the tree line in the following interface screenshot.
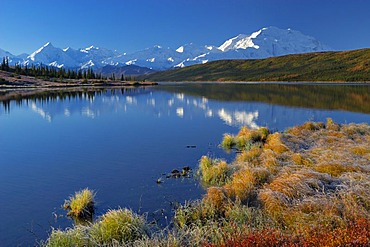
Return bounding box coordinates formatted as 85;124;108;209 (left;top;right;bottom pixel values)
0;57;134;81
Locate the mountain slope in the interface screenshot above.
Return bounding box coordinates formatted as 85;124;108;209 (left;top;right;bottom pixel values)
141;49;370;82
0;48;24;65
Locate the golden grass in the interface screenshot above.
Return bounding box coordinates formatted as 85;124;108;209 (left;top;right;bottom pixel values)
258;189;288;218
351;145;370;156
291;153;313;167
266;171;320;199
342;123;370;136
236;145;262;163
209;121;370;231
263;133;289;154
259;149;280;173
204;187;227;211
326;117;340;131
315;163;358;177
225;167;270;202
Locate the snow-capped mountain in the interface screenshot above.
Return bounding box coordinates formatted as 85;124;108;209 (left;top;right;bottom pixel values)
1;27;332;70
22;43;121;69
26;42;78;68
72;45;121;68
106;45;182;70
218;27;331;57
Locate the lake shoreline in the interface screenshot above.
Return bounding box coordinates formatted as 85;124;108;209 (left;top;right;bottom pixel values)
0;85;157;103
44;120;370;246
0;80;158;89
0;70;157;89
156;81;370;85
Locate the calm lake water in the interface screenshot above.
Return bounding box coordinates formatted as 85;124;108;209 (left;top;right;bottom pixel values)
0;83;369;245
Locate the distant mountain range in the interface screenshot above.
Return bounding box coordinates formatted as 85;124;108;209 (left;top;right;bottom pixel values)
1;26;332;71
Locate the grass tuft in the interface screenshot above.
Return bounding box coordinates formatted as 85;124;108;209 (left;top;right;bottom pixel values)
198;156;230;186
225;167;270;202
220;134;235;150
45;226;89;247
63;188;95;222
236;145;263;164
204;187;228;212
90;208;148;244
221;126;270;151
326;117;341;131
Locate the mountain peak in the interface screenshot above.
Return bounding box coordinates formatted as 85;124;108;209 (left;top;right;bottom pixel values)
218;32;258;52
218;27;330;54
27;42;56;61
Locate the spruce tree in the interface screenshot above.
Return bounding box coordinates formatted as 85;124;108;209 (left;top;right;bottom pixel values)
5;57;9;71
1;57;5;71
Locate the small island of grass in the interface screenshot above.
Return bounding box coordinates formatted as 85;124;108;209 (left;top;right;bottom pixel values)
43;119;370;246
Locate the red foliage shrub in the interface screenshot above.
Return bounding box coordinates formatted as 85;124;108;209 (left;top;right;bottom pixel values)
203;218;370;247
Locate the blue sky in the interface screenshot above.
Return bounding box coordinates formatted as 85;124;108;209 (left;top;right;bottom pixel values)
1;0;369;55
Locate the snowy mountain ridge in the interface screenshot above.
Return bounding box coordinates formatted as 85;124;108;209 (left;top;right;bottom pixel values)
1;26;332;70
